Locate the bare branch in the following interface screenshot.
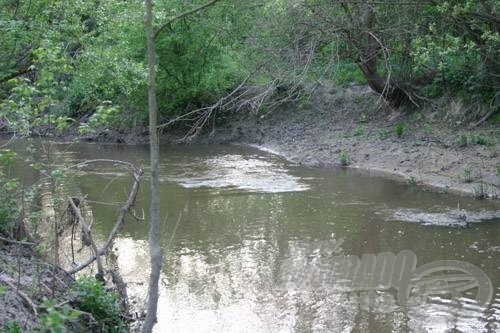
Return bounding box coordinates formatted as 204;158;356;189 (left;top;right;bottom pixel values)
68;197;104;279
67;167;143;274
154;0;220;39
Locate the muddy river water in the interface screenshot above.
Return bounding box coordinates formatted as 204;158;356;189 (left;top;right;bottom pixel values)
9;141;500;332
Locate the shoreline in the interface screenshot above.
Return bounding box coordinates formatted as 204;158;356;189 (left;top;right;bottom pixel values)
3;86;499;200
193;85;499;200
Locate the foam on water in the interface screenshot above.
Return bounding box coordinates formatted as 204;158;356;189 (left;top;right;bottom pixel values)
164;154;310;193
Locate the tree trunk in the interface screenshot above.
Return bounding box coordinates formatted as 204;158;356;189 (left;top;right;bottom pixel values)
142;0;162;332
356;1;411;107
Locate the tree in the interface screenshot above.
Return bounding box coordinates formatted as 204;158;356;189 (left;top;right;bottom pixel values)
253;0;499;107
142;0;161;332
142;1;221;332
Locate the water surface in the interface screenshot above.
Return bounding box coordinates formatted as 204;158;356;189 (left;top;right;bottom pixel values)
7;141;500;332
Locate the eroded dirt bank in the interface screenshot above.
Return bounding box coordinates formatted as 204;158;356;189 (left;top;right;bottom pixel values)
193;85;499;199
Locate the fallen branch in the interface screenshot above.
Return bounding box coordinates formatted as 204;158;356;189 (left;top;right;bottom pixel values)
68;166;143;274
0;275;38;316
68;197;104;279
0;236;36;246
468;93;499;129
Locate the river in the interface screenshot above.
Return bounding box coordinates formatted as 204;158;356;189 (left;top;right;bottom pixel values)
6;141;500;332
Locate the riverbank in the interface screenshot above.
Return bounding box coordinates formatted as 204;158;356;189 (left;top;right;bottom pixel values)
4;85;499;199
192;85;499;199
0;242;75;331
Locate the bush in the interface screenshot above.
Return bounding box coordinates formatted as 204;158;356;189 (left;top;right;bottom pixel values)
40;301;80;333
456;134;468;147
395;123;405;138
340;151;350;167
473;135;490;146
0;150;20;237
71;277;126;333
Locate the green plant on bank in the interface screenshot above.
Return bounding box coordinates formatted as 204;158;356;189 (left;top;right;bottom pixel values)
353;126;365;137
331;62;367;87
357;112;368;123
473;181;488;199
2;321;21;333
378;129;391;140
340;151;350;167
456;134;468;147
409;176;418;185
496;164;500;176
463;167;474;183
39;301;80;333
0;149;21;237
395;123;405;138
473;135;489;146
71;276;127;333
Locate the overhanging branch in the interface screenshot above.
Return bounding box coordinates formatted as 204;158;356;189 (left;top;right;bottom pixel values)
154;0;220;40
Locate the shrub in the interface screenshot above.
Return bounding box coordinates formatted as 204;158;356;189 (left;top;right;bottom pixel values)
340;151;350;167
463;167;473;183
395;123;405;138
378;129;391;140
2;321;21;333
71;277;126;333
0;150;21;237
40;301;80;333
353;126;365;137
456;134;468;147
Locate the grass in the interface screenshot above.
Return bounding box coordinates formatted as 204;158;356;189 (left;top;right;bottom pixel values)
472;134;496;146
395;123;405;138
456;134;468;147
353;126;365;137
340;151;350;167
463;167;473;183
378;129;391;140
473;182;488;199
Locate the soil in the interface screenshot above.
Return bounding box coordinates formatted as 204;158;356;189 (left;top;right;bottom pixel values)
0;243;75;331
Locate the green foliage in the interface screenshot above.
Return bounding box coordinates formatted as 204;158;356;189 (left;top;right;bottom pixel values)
340;151;350;167
71;277;126;333
473;181;488;199
353;126;365;137
154;1;251;117
0;150;20;236
409;176;418;185
492;113;500;124
378;129;391;140
331;62;366;87
395;124;405;138
2;321;21;333
456;134;469;147
463;167;473;183
473;134;490;146
40;301;80;333
1;0;498;133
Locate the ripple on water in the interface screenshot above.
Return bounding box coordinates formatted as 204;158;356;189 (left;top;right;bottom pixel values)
163;154;310;193
380;208;500;226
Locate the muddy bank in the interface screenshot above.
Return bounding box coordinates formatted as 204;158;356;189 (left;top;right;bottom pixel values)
0;243;75;331
5;84;498;199
193;85;499;199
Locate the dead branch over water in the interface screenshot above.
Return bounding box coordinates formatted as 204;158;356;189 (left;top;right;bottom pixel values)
66;160;143;275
